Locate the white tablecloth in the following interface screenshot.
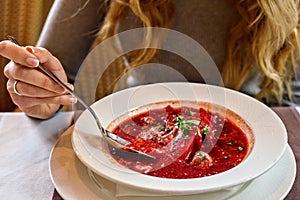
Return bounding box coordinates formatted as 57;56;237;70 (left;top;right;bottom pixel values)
0;112;74;200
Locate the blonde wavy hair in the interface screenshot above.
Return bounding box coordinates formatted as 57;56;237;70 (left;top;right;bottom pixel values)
94;0;300;105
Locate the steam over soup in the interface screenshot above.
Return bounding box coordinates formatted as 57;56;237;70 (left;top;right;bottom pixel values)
108;102;252;179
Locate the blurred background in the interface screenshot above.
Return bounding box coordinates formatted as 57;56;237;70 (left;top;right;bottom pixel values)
0;0;54;112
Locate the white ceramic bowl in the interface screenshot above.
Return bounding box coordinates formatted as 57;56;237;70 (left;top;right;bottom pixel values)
72;82;287;195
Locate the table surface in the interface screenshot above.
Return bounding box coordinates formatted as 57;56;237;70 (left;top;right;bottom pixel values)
0;108;299;200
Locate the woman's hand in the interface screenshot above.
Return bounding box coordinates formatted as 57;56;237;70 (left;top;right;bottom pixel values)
0;40;76;119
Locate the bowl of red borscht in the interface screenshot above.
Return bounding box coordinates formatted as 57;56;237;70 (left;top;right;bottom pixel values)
72;82;287;195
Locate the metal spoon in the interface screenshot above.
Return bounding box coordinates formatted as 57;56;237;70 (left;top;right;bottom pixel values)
8;35;155;159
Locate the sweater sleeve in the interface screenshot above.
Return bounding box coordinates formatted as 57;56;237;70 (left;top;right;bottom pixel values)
36;0;108;83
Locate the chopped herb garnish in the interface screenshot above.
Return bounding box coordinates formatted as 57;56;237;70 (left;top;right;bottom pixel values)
185;119;200;125
227;141;233;145
175;116;183;122
148;134;153;140
189;110;196;116
238;146;244;151
196;152;203;156
224;155;229;159
203;127;210;134
174;116;200;131
180;123;192;130
196;126;202;137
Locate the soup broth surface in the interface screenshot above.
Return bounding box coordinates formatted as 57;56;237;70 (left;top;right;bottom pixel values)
110;103;250;179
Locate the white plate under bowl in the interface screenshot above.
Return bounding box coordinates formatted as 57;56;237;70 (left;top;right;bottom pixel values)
72;82;287;195
50;127;296;200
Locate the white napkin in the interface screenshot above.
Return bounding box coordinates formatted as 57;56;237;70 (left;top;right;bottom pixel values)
87;169;248;200
115;183;246;199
